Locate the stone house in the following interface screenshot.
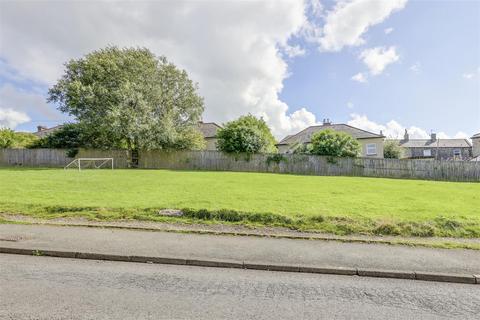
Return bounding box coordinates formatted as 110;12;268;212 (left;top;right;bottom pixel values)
276;120;385;158
471;133;480;161
196;121;222;151
393;130;472;161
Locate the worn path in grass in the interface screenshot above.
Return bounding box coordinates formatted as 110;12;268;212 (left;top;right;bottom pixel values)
1;224;479;276
1;168;479;237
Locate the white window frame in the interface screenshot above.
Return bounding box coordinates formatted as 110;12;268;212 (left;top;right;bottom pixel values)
453;149;461;157
423;149;432;157
366;143;377;156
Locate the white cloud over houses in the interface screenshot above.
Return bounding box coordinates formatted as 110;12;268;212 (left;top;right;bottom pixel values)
316;0;407;51
0;108;30;129
359;46;400;75
347;114;469;140
0;0;319;137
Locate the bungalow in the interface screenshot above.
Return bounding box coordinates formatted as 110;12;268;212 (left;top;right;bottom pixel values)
393;130;472;161
276;119;385;158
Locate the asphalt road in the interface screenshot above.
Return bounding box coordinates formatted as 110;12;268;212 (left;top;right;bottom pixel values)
1;254;479;320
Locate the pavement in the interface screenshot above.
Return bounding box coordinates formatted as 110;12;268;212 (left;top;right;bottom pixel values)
1;223;479;284
1;254;479;320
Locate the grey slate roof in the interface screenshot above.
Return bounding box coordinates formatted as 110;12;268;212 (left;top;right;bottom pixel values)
472;133;480;139
32;125;64;138
197;122;222;138
393;139;472;148
277;124;384;145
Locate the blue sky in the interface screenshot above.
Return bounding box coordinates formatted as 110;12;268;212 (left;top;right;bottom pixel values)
0;0;479;139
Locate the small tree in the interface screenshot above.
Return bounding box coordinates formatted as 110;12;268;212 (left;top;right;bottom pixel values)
384;140;403;159
309;129;360;157
216;115;277;154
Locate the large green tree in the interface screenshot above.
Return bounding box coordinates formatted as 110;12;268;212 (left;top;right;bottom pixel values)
216;115;277;154
309;129;360;158
48;46;205;151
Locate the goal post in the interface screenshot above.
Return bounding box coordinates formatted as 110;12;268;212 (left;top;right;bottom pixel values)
64;158;114;171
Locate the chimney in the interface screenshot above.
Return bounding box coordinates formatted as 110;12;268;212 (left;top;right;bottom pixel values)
403;129;409;141
37;125;47;132
323;118;332;126
380;130;383;136
430;132;437;141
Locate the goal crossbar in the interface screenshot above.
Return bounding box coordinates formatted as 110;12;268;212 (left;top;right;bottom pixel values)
64;158;114;171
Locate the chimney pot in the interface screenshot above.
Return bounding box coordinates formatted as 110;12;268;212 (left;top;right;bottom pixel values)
404;129;409;141
37;125;47;132
431;132;437;141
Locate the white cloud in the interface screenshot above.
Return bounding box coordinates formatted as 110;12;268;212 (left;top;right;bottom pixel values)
360;46;399;75
0;83;56;121
384;27;394;35
348;114;471;140
462;73;475;79
0;0;319;137
347;101;354;109
409;62;421;74
351;72;367;83
283;44;306;58
0;108;30;129
316;0;407;51
453;132;470;139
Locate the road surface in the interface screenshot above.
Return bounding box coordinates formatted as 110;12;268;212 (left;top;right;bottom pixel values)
0;254;478;320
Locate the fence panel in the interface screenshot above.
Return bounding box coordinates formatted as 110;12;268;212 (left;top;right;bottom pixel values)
1;149;479;181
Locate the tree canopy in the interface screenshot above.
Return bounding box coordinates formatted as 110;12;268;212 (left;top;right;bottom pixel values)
309;129;360;157
48;46;205;151
216;115;277;154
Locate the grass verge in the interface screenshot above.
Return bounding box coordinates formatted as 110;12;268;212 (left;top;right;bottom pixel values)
1;203;480;239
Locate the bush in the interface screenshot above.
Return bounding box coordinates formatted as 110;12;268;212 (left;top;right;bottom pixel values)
309;129;360;157
0;129;38;148
216;115;277;154
384;140;403;159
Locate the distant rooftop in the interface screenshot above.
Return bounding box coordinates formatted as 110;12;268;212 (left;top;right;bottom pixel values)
393;139;472;148
197;121;222;138
278;123;384;145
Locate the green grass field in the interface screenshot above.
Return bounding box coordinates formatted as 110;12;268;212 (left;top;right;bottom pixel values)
1;168;479;238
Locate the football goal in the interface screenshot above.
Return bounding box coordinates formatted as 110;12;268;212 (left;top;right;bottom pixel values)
64;158;114;171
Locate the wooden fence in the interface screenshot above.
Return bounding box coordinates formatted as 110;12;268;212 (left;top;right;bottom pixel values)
1;149;479;182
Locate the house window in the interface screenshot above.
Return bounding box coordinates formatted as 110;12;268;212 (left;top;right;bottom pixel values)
366;143;377;155
453;149;461;158
423;149;432;157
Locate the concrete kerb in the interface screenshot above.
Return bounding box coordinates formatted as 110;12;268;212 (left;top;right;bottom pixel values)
414;272;476;284
0;246;478;285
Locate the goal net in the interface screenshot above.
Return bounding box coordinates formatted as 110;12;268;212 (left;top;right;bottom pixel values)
64;158;114;171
